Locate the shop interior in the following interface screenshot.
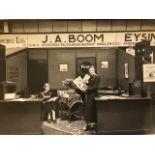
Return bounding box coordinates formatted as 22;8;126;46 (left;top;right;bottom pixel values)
3;46;155;96
1;41;155;134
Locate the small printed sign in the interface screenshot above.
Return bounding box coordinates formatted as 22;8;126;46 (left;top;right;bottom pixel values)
60;64;68;72
143;64;155;82
126;47;135;56
101;61;109;68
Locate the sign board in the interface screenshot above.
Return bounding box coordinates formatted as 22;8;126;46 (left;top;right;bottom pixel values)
59;64;68;72
143;64;155;82
126;47;135;56
101;61;109;68
1;32;155;48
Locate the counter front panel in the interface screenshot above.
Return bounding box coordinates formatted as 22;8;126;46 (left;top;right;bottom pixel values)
95;96;152;134
0;98;43;134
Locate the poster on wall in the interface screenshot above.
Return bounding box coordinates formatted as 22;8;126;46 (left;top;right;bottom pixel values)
143;64;155;82
101;61;109;68
126;47;135;56
59;64;68;72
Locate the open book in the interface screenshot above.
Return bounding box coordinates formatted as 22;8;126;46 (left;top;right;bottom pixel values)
83;74;91;83
48;96;59;102
73;74;90;91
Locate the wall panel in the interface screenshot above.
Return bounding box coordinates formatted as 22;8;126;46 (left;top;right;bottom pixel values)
24;21;38;33
38;21;53;32
0;22;3;33
111;20;127;31
6;50;27;93
48;49;76;89
3;19;155;34
97;20;111;31
117;49;135;91
126;20;141;31
82;20;96;32
68;20;82;32
48;48;116;89
97;49;116;88
53;20;67;32
141;20;155;31
28;49;47;60
10;22;24;33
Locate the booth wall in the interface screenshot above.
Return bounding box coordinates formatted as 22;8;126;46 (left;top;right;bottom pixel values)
6;50;27;93
48;48;117;89
117;50;135;91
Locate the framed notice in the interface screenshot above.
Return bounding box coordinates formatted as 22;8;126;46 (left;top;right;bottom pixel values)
101;61;109;69
143;64;155;82
124;63;129;78
60;64;68;72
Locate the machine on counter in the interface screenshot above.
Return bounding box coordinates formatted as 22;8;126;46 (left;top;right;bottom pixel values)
0;81;16;100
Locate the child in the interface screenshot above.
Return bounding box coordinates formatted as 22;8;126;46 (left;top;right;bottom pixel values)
38;83;58;123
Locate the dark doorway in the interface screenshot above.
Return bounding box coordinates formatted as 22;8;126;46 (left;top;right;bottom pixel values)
28;59;48;94
76;57;96;77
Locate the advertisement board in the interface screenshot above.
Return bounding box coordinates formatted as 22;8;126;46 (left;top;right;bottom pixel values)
1;32;155;48
143;64;155;82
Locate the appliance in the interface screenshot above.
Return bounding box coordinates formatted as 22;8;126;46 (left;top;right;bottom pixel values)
0;81;16;100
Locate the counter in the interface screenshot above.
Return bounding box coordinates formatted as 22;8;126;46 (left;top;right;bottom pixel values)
95;95;153;134
0;98;43;134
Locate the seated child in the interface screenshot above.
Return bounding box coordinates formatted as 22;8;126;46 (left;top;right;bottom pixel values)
38;83;59;123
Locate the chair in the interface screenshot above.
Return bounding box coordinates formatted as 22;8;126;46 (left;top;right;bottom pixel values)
57;89;83;123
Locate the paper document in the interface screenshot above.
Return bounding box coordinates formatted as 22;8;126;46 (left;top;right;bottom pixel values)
83;74;90;83
12;98;27;102
73;76;88;91
48;97;59;102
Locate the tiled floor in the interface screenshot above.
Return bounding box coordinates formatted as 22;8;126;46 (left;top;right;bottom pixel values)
42;119;96;135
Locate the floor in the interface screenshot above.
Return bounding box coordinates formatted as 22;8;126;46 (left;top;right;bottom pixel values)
42;119;96;135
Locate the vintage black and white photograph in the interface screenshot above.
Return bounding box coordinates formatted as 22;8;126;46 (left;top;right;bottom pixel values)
1;19;155;136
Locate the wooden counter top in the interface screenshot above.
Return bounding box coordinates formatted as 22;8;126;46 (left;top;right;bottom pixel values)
0;98;43;103
95;95;151;101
